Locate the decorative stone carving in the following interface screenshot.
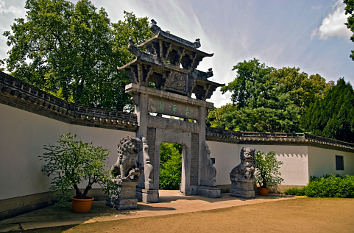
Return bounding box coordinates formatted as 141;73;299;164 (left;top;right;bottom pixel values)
142;137;153;190
164;71;187;94
112;136;142;180
205;143;217;187
198;141;221;198
230;147;256;198
107;136;143;210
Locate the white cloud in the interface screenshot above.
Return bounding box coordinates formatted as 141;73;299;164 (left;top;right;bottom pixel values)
312;0;351;39
0;0;25;17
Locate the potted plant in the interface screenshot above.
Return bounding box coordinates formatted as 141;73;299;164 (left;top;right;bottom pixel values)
39;133;110;212
254;151;284;195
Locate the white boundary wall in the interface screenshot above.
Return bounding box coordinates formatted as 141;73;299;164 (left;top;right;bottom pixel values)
308;146;354;177
1;103;354;200
208;142;354;187
0;103;134;200
208;142;310;186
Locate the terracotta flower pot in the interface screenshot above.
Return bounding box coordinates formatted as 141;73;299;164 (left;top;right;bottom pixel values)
258;187;269;196
72;197;94;213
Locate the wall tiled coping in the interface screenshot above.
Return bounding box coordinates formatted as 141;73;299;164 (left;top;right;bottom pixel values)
0;72;137;131
1;71;353;152
206;128;354;152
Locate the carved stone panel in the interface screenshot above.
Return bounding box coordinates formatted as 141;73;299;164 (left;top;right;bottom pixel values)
164;71;187;94
190;133;199;186
148;96;199;120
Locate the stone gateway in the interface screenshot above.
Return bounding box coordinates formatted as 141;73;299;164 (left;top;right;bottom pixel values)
119;20;223;202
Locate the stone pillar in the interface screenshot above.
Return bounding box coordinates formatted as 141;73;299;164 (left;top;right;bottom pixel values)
197;106;221;198
134;93;159;203
134;93;147;201
140;127;159;203
198;106;206;185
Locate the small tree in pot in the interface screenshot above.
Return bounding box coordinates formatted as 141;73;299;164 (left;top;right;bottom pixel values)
39;133;110;212
254;151;283;195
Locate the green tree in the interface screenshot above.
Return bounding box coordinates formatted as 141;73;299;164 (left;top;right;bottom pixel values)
221;59;274;108
344;0;354;60
300;78;354;142
208;59;331;132
3;0;153;110
159;143;182;190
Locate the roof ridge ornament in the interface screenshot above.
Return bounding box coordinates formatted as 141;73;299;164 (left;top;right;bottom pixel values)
150;19;161;34
207;68;213;78
128;39;141;57
193;38;201;49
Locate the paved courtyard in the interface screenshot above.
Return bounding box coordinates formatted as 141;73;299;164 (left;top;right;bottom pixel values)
0;191;296;232
1;191;353;233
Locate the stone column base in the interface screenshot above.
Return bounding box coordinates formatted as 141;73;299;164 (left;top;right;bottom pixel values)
141;189;159;203
230;180;255;198
197;186;221;198
136;186;143;202
112;198;138;210
189;185;198;195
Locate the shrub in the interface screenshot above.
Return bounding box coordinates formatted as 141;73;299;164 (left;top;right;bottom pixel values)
284;187;305;196
39;133;110;203
285;175;354;198
255;151;284;188
304;175;354;198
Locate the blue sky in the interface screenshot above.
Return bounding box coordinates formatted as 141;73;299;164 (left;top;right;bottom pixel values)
0;0;353;107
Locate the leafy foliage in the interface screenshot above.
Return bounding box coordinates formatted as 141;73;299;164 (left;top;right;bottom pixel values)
304;175;354;198
344;0;354;60
208;59;331;133
254;151;283;188
39;133;109;203
300;78;354;142
284;187;305;196
285;175;354;198
3;0;153;110
159;143;182;190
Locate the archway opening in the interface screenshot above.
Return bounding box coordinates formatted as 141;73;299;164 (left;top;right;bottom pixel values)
159;142;183;192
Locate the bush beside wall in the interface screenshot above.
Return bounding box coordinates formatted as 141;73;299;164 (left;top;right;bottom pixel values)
284;175;354;198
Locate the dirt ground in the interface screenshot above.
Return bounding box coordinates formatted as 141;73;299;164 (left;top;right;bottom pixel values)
60;198;354;233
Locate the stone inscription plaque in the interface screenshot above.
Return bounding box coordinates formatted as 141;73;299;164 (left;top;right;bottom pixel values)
148;96;199;120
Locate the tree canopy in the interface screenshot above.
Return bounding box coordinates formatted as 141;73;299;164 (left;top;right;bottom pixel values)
3;0;153;110
344;0;354;60
300;78;354;142
208;59;332;132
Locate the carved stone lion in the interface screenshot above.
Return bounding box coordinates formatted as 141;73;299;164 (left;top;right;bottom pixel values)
230;147;256;198
230;147;256;182
112;136;142;181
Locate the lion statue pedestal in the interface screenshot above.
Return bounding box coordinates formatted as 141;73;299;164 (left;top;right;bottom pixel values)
106;136;142;210
230;147;256;198
106;180;139;210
